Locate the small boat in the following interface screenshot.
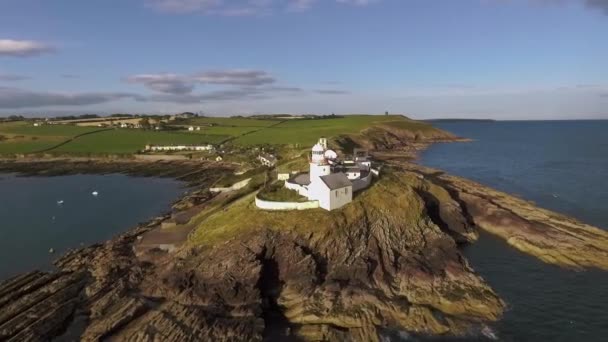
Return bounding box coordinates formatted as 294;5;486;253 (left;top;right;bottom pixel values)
57;200;64;205
92;191;99;196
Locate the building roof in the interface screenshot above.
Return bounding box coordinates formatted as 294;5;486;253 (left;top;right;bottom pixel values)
259;153;277;163
319;173;352;190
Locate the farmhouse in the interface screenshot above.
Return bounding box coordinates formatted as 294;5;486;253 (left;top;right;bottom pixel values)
258;153;277;167
274;137;375;211
145;144;214;152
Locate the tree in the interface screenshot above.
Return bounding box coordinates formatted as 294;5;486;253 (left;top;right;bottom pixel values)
139;117;150;129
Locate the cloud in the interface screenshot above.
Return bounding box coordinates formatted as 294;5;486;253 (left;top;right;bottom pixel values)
126;69;276;94
585;0;608;14
143;85;302;103
126;73;195;94
193;70;275;86
0;87;141;109
0;74;30;82
0;39;55;57
146;0;378;15
61;74;81;79
315;89;351;95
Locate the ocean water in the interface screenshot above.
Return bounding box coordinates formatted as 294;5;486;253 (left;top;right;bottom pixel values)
0;174;185;280
420;120;608;342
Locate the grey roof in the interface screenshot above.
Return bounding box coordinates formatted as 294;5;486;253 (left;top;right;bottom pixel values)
260;153;277;162
319;173;352;190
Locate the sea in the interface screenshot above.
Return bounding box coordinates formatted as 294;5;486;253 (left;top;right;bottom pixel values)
0;174;186;281
420;120;608;342
1;121;607;341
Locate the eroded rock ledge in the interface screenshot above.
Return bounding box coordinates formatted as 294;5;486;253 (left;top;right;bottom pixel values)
1;160;607;341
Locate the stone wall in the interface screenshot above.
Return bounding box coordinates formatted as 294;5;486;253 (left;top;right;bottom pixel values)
255;196;319;211
285;180;309;197
210;178;251;193
352;172;374;192
134;154;189;161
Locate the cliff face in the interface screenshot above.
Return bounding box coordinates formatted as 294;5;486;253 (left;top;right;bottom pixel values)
333;119;460;152
3;155;607;341
0;171;504;342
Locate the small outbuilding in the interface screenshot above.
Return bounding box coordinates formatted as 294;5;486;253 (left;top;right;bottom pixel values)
309;173;353;211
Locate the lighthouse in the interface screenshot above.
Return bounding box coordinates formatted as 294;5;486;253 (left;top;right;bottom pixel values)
309;142;331;180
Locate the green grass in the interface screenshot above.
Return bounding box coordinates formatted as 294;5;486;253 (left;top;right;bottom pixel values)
232;115;433;145
191;126;261;137
186;117;281;127
0;121;102;155
0;122;98;137
257;182;307;202
53;129;228;155
189;170;424;246
0;115;441;155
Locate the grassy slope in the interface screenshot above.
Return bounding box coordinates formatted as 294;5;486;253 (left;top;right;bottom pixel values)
0;115;444;155
189;171;424;246
0;122;100;154
53;129;227;154
233;115;438;145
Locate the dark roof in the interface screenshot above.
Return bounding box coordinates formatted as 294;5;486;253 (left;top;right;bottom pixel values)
260;153;277;162
319;173;352;190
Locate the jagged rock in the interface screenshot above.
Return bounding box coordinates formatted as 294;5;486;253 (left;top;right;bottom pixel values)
3;156;606;341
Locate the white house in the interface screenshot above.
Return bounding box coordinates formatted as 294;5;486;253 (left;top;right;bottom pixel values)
258;153;277;167
188;126;195;131
308;173;352;211
259;137;375;212
145;144;214;152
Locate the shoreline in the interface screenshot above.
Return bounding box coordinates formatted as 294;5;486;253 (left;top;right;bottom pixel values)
1;138;608;340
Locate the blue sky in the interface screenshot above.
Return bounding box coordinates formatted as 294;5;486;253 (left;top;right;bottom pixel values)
1;0;607;119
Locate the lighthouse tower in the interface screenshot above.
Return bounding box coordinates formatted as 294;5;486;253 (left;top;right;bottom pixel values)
310;142;331;180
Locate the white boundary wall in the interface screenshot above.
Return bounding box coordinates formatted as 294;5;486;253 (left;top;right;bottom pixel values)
285;181;309;197
352;172;374;192
210;178;251;193
255;196;319;211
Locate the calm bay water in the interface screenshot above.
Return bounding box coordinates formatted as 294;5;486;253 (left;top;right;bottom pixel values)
0;174;185;280
420;120;608;342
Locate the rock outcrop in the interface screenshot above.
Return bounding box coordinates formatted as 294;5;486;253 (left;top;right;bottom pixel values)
398;162;608;271
2;156;607;341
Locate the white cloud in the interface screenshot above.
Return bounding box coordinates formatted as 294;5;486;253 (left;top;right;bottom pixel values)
126;69;276;94
146;0;379;15
0;39;55;57
0;74;30;82
0;87;141;109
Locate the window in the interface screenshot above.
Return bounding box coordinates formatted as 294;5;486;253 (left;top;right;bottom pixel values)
335;190;338;198
345;188;349;195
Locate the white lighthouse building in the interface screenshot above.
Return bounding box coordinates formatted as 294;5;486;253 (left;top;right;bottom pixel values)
279;137;377;211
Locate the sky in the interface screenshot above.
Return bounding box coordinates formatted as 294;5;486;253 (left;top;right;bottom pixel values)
0;0;607;119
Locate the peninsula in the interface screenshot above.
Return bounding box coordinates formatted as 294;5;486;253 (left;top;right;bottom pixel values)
1;114;607;341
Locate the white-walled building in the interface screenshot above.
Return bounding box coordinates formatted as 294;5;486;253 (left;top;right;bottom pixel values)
258;153;277;167
277;137;375;211
145;144;214;152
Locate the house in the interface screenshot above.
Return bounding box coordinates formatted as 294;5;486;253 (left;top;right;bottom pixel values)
215;155;223;162
277;173;291;181
258;153;277;167
176;112;196;119
145;144;214;152
188;126;195;131
309;173;353;211
277;138;376;211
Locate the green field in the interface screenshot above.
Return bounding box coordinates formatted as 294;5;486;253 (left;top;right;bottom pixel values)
186;117;280;128
0;115;438;155
53;129;227;155
0;122;101;154
232;115;433;145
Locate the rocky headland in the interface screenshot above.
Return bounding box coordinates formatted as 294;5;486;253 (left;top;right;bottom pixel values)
1;129;607;341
